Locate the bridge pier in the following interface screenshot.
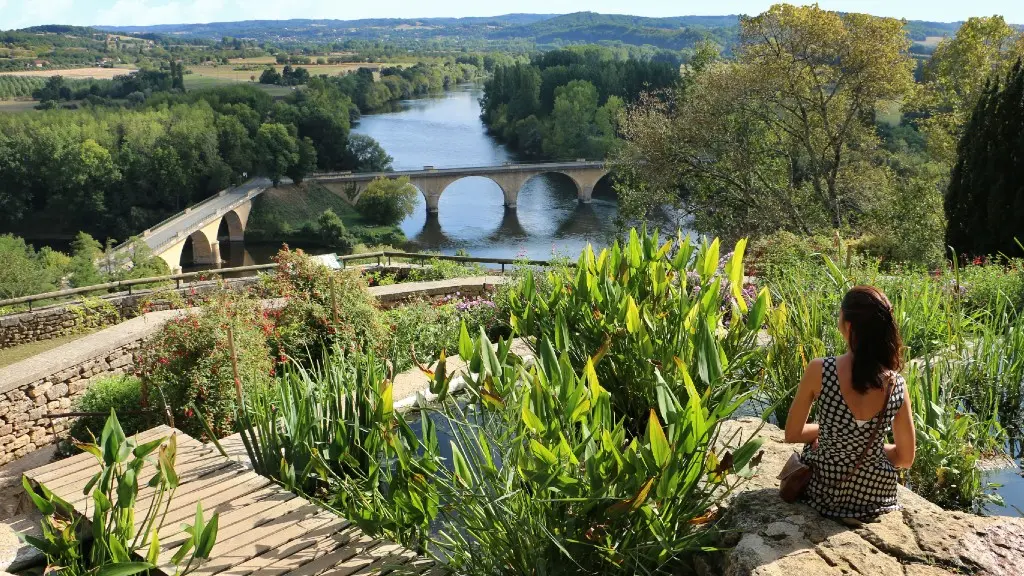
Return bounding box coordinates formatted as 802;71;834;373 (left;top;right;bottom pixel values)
193;240;222;267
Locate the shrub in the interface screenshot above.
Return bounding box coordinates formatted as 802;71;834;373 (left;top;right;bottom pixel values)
904;360;1004;511
355;176;417;225
316;208;355;250
507;228;770;429
384;293;502;372
136;292;274;439
424;327;765;573
25;412;219;576
956;258;1024;312
236;352;439;552
406;256;485;281
268;247;389;365
61;375;157;456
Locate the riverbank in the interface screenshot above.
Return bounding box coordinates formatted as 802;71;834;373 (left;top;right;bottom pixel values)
244;181;406;249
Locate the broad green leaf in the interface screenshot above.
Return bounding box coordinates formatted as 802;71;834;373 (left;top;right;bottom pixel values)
195;510;219;558
699;238;720;281
146;529;160;564
132;437;164;459
521;400;545;434
530;439;558;467
21;476;54;516
732;438;765;471
626;296;641;334
450;443;473;488
747;287;771;330
647;410;670;468
96;563;153;576
458;321;473;361
727;238;748;313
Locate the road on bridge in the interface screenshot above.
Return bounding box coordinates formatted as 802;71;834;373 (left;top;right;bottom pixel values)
143;177;271;254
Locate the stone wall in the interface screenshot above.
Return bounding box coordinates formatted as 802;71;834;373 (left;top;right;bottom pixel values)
0;277;260;350
0;309;180;467
0;341;140;466
0;276;505;467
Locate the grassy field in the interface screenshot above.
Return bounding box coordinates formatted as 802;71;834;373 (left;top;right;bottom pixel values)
246;182;403;246
182;74;295;96
915;35;947;48
0;330;96;368
0;67;136;79
188;62;376;82
0;99;38;113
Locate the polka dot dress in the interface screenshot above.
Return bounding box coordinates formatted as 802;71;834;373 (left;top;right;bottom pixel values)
800;357;903;519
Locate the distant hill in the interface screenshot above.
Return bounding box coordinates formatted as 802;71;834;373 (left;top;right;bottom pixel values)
63;12;994;52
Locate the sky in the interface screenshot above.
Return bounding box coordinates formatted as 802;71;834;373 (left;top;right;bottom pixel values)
0;0;1021;30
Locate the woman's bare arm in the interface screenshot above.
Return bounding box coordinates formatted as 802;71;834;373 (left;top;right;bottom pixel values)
784;359;823;444
884;384;916;468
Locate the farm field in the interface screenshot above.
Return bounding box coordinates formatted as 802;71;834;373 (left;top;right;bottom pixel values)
189;62;381;80
0;67;136;79
0;100;37;113
182;73;296;96
915;35;947;47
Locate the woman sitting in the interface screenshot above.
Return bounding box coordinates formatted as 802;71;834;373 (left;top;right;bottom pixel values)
784;285;916;519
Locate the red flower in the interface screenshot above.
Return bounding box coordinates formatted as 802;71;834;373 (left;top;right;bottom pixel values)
158;357;170;365
185;407;194;418
972;256;984;266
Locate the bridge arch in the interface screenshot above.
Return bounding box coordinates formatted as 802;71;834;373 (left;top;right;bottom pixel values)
180;230;215;267
218;210;246;242
518;171;583;204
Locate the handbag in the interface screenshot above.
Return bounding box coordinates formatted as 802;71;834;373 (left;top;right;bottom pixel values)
777;378;894;504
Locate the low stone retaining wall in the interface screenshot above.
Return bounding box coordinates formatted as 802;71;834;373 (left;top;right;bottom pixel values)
0;277;261;350
0;276;507;467
0;310;181;467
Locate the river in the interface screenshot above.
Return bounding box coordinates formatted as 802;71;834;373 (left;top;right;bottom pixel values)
348;84;671;260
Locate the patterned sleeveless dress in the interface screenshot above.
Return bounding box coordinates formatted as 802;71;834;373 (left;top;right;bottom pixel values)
800;357;904;518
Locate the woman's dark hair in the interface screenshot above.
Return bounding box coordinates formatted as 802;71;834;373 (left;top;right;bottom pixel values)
841;285;903;393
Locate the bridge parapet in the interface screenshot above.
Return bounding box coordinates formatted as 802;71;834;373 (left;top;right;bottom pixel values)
310;160;610;214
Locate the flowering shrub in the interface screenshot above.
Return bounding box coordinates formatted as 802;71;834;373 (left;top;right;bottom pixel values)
385;292;502;372
267;247;389;365
137;292;274;439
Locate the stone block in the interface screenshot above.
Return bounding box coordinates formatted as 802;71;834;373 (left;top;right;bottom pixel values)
26;383;51;399
26;407;44;421
45;383;68;402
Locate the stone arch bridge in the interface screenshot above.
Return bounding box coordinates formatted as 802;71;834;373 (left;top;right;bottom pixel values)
313;160;609;213
137;161;609;271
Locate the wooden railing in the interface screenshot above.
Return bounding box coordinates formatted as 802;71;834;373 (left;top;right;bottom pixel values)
0;251;561;313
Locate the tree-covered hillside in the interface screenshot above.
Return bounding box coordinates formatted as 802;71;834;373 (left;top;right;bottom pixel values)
91;12;988;52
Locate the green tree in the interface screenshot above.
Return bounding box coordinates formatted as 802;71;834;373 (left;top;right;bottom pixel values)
286;136;317;184
544;80;600;159
256;122;299;186
946;60;1024;257
68;231;104;288
915;17;1024;164
355;176;418;225
345;134;393;172
259;67;282;85
316;208;353;250
618;4;915;238
0;235;54;299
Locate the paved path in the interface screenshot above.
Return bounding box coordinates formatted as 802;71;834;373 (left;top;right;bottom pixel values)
22;426;435;576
